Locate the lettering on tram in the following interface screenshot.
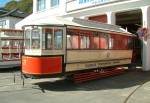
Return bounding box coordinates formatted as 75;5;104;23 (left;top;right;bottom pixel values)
22;17;134;79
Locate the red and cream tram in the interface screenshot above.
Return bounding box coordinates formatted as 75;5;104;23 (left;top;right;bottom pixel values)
0;29;23;69
22;17;134;78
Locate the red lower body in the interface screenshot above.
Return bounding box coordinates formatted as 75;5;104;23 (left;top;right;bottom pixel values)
22;56;62;75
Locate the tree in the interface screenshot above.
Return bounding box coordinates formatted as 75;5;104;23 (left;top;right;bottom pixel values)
17;0;33;14
4;0;33;14
4;1;18;11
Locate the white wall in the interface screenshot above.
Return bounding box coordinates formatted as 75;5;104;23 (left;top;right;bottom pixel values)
16;0;67;29
0;17;9;29
7;17;22;29
16;0;150;29
0;17;22;29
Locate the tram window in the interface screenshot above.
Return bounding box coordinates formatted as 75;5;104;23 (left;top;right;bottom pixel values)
118;35;126;49
11;53;20;59
31;29;40;49
20;40;24;49
71;35;79;49
80;36;87;49
54;29;63;49
122;36;128;49
109;37;114;49
1;40;11;60
25;29;31;49
1;40;10;48
67;35;71;49
110;34;130;50
92;36;99;49
86;36;90;48
67;35;79;49
110;34;118;49
128;37;133;49
80;36;90;49
2;53;11;60
12;40;20;49
45;29;53;49
99;34;108;49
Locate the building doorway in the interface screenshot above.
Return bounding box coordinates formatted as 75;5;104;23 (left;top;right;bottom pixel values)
116;9;142;65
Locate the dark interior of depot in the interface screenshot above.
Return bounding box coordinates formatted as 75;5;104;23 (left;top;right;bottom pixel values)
116;9;142;65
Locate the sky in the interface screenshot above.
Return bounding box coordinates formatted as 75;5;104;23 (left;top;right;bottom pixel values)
0;0;11;7
0;0;19;7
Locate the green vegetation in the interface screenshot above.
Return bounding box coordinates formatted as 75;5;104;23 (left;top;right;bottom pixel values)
4;0;33;14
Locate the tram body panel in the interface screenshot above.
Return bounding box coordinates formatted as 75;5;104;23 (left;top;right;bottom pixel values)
65;50;132;72
66;50;132;63
22;56;62;75
65;59;131;72
25;50;64;56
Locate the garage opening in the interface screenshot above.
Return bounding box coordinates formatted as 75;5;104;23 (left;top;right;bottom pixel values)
116;9;142;65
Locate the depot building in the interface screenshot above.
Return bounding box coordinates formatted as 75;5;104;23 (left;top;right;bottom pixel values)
16;0;150;71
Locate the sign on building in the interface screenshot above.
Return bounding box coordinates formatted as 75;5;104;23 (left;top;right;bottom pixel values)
67;0;118;12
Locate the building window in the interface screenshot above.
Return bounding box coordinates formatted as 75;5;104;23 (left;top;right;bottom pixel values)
51;0;59;7
0;20;6;28
37;0;46;11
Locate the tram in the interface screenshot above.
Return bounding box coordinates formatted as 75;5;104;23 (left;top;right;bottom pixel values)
0;29;23;69
22;17;135;78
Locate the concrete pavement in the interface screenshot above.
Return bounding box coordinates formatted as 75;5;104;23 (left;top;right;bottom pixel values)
0;69;150;103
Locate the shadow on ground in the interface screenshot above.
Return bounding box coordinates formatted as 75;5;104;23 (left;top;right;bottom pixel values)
34;69;150;92
0;67;20;73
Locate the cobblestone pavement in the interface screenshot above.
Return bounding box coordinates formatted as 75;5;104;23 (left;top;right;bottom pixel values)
0;68;150;103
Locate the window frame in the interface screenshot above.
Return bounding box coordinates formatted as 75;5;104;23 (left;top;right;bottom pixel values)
45;28;53;50
44;27;64;50
37;0;46;11
51;0;59;8
54;28;63;50
24;29;31;49
31;28;41;49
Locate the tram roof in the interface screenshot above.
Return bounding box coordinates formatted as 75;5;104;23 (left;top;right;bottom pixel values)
24;16;133;36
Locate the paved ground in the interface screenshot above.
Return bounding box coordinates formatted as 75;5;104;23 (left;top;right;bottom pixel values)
0;68;150;103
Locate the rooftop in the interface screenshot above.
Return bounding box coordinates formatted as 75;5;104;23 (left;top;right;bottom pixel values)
0;8;8;15
25;16;132;35
0;8;28;18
